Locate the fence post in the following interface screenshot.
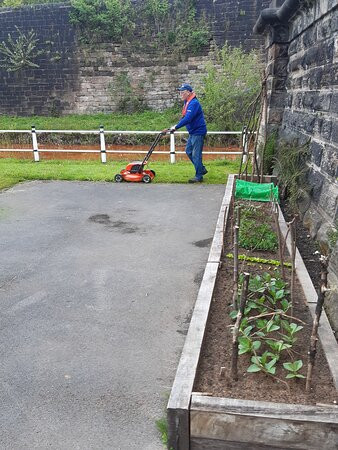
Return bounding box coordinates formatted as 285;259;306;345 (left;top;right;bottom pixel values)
100;125;107;163
31;126;40;162
170;131;176;164
242;126;248;165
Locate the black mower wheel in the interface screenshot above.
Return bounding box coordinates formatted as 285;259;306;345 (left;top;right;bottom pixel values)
142;174;152;184
114;174;123;183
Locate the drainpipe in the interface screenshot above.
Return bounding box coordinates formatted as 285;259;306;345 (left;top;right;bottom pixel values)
253;0;301;34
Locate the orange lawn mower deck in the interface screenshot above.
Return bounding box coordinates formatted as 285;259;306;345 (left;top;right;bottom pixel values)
114;132;164;183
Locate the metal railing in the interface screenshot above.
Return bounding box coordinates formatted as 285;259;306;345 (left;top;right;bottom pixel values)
0;127;250;163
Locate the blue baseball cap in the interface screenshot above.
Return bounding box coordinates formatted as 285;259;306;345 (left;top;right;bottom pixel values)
178;83;193;92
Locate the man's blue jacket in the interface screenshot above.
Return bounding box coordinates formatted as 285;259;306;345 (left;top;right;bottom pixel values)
175;97;207;135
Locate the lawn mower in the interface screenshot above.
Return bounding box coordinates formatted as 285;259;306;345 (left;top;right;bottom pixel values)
114;131;165;183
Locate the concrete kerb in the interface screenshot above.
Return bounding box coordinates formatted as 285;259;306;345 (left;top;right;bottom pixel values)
167;174;338;449
167;175;235;449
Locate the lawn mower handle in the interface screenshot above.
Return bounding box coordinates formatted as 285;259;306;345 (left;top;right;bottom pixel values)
140;132;166;169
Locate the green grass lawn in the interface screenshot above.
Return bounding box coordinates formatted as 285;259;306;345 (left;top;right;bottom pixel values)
0;158;240;190
0;109;224;131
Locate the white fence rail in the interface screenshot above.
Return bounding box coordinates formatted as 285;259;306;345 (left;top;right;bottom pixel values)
0;127;250;163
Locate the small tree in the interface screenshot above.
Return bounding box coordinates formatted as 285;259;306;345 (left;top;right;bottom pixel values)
201;43;261;130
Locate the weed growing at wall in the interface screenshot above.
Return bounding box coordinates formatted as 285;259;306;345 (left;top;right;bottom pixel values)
261;132;277;175
327;221;338;250
108;73;148;114
69;0;134;42
0;26;43;71
136;0;210;56
273;140;310;212
69;0;210;54
0;0;56;6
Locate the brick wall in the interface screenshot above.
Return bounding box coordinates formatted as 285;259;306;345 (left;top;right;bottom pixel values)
0;1;268;116
257;0;338;333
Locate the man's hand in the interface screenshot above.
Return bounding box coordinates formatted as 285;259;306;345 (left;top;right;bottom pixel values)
161;126;176;135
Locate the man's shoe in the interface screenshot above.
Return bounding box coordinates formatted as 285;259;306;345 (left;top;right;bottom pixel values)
189;177;203;183
202;167;208;175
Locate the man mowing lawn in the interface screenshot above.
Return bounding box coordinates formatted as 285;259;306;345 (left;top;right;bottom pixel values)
163;83;208;183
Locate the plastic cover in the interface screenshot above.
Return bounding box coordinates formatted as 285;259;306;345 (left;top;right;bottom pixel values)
235;179;279;202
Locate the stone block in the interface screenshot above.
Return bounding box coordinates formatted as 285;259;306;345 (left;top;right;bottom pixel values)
302;27;316;49
332;120;338;145
269;91;287;109
310;140;324;167
321;144;338;178
268;108;284;124
318;179;338;220
331;92;338;114
293;92;303;109
325;272;338;337
320;119;333;141
303;204;323;238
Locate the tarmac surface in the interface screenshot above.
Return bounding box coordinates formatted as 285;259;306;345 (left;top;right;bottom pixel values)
0;180;225;450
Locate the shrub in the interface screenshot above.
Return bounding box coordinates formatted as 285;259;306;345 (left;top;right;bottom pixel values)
201;43;261;130
69;0;134;42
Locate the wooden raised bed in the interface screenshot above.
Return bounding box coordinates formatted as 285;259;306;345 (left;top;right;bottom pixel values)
167;175;338;450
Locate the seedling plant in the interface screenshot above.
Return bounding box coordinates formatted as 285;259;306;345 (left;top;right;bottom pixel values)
236;203;278;252
231;272;305;382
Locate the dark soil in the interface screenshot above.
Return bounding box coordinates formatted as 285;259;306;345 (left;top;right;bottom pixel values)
194;200;337;405
280;198;322;292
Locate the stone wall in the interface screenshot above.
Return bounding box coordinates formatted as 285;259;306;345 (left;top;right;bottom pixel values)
0;1;269;116
0;4;79;116
255;0;338;334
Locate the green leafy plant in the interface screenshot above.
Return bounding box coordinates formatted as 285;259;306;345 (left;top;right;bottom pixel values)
283;360;305;379
1;0;55;6
235;203;278;251
0;26;44;72
327;221;338;249
156;417;168;445
226;253;292;267
248;352;277;375
109;73;148;114
201;43;261;130
239;220;278;251
231;272;304;381
260;132;277;175
69;0;134;43
69;0;210;54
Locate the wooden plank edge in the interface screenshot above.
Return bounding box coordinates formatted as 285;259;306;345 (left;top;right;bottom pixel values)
208;176;235;263
278;205;338;390
167;176;236;448
190;395;338;423
308;303;338;390
167;262;219;448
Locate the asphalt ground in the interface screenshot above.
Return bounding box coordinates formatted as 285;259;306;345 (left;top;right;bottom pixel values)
0;180;225;450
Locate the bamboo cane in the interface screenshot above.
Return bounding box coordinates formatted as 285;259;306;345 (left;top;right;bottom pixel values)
231;272;250;381
305;258;328;393
232;207;241;309
273;202;285;280
259;75;268;181
232;224;239;309
287;218;296;316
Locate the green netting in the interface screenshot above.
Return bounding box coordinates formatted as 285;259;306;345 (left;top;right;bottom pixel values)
235;179;279;202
